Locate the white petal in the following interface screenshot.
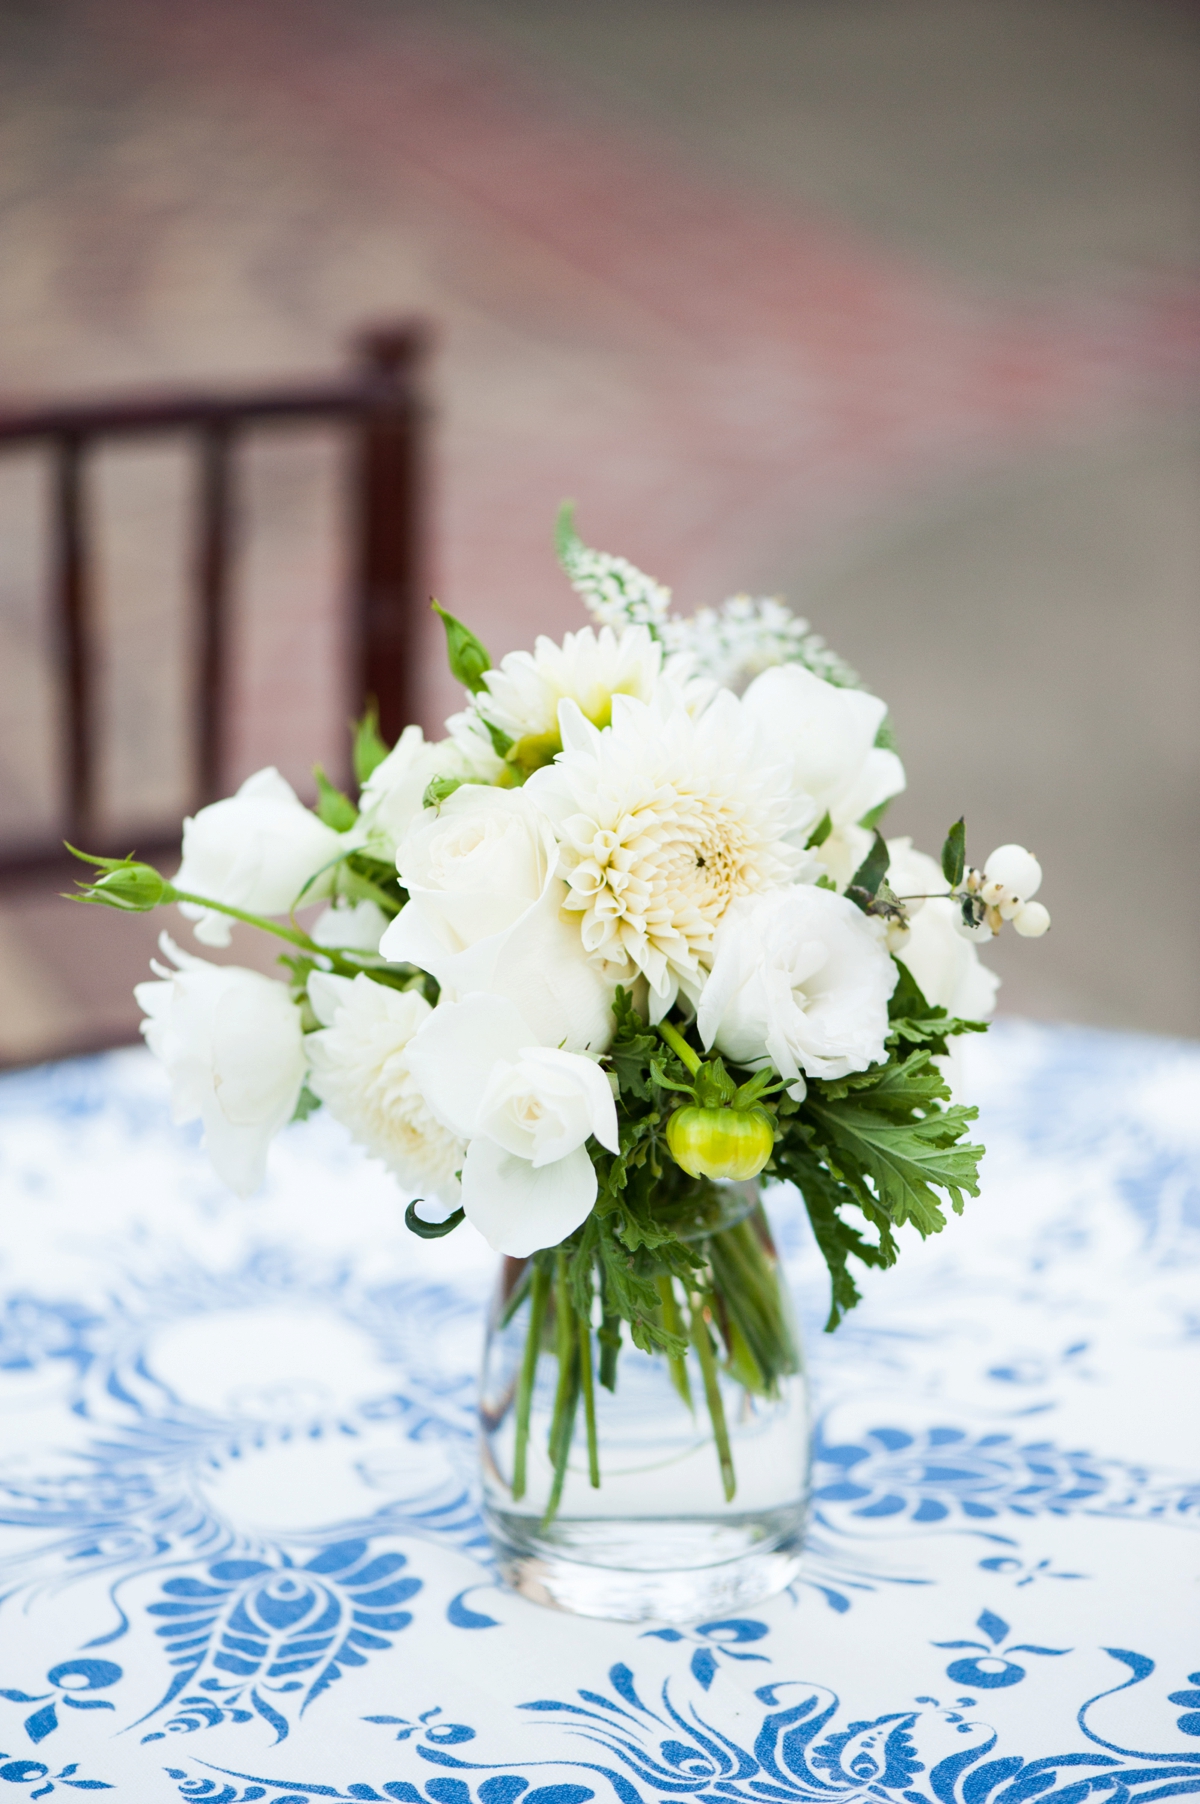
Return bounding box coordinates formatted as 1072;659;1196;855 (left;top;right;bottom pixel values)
306;970;357;1028
520;1046;620;1156
405;993;537;1139
235;765;302;804
461;1138;598;1256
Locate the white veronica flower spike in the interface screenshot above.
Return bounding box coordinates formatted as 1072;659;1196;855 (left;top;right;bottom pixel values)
406;994;619;1257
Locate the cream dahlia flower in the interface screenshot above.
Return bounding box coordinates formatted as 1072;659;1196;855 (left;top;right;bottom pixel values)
305;973;463;1202
476;624;663;750
529;687;817;1018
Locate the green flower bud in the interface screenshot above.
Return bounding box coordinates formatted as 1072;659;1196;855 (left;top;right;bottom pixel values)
666;1104;774;1182
85;862;170;911
432;599;492;694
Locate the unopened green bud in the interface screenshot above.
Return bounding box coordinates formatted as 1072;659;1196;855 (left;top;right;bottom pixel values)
84;862;171;911
666;1104;774;1182
432;599;491;694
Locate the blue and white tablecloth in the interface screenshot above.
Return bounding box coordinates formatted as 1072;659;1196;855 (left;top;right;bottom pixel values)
0;1021;1197;1803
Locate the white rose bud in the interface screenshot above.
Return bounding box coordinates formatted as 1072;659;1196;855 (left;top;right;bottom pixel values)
983;844;1042;903
1013;900;1051;938
174;767;348;948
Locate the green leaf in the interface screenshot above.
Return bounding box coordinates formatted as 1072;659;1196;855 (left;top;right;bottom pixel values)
778;1152;895;1330
313;765;358;831
404;1200;466;1239
805;810;833;849
942;817;966;889
845;829;889;911
290;1084;322;1123
555;498;580;565
814;1048;949;1113
858;797;892;831
432;599;491;694
874;713;900;755
352;704;390;787
806;1095;983;1235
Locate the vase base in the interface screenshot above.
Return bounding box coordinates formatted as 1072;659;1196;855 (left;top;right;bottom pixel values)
485;1508;805;1624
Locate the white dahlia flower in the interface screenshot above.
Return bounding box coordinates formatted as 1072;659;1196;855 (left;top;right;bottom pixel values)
476;624;663;751
529;687;817;1019
306;972;463;1202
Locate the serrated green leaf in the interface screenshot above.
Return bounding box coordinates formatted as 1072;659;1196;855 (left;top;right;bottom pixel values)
806;810;833;849
806;1097;983;1237
814;1048;949;1113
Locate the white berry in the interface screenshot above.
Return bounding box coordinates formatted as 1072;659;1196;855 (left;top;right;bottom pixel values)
1013;900;1050;938
984;844;1042;901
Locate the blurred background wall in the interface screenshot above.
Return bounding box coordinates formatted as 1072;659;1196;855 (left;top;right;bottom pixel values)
0;0;1197;1060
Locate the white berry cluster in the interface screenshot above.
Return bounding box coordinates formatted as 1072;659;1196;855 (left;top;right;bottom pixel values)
954;844;1050;942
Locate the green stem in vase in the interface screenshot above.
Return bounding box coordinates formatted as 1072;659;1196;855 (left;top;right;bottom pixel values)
708;1212;799;1395
579;1299;601;1488
543;1252;581;1527
656;1274;693;1411
597;1267;621;1392
690;1292;736;1503
511;1260;550;1503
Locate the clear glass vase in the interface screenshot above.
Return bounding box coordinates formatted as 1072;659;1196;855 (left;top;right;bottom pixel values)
479;1183;810;1623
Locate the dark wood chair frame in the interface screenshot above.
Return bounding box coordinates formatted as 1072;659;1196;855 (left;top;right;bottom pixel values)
0;322;428;887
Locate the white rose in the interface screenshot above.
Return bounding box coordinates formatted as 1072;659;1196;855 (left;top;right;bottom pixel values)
886;838;1000;1020
135;933;306;1196
696;885;897;1098
357;719;502;859
381;785;618;1053
174;767;347;948
305;972;463;1201
406;993;619;1255
740;664;905;888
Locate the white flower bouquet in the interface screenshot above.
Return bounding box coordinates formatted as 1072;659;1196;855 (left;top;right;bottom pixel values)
73;508;1049;1546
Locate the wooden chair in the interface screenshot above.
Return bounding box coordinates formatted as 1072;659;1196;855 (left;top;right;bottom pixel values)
0;322;428;887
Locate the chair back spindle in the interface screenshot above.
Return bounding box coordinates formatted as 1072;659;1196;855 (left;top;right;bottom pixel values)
0;321;428;883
